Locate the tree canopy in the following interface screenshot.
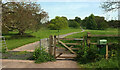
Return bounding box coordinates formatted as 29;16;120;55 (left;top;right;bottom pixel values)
48;16;68;30
82;14;97;30
68;19;80;28
74;17;81;25
2;2;48;35
81;14;109;30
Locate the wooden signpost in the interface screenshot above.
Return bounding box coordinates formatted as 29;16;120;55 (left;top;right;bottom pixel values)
106;44;108;60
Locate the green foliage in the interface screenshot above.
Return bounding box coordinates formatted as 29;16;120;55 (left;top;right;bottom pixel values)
33;47;56;63
48;16;69;30
2;46;7;53
68;20;80;28
2;2;48;35
95;16;108;30
108;20;119;28
75;45;102;64
98;22;108;30
86;14;97;29
74;17;81;25
81;14;109;30
80;57;119;68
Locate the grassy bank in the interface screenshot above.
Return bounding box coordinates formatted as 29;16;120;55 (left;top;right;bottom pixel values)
3;28;81;50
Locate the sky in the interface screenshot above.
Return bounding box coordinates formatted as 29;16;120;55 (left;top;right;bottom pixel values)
2;0;118;20
38;2;118;20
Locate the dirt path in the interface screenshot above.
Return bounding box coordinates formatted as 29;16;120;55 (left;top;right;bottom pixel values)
11;32;79;52
3;30;85;68
2;59;79;68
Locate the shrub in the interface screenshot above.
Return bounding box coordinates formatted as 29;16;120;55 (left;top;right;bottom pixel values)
2;47;7;53
33;47;56;63
75;45;103;64
77;44;119;68
81;57;119;68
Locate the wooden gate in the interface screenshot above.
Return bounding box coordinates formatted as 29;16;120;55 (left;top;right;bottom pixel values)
49;35;85;59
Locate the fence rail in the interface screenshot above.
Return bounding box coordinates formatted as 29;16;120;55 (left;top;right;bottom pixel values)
49;35;85;58
56;38;84;41
90;35;118;37
86;32;118;60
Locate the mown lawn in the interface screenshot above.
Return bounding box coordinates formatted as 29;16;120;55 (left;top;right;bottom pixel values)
66;28;118;43
3;28;81;50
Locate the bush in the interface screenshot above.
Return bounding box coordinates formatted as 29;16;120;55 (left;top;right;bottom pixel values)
77;44;119;68
75;45;103;64
2;47;7;53
33;47;56;63
81;57;119;68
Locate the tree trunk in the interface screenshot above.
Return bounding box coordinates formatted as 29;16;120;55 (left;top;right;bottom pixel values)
18;30;25;35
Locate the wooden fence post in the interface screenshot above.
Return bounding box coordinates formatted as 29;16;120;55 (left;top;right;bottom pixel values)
54;35;56;57
87;32;91;47
106;44;108;60
49;35;53;55
82;36;85;48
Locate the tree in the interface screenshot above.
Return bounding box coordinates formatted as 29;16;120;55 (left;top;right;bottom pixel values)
34;11;48;32
81;17;88;28
48;16;68;30
74;17;81;25
101;0;120;20
95;16;108;30
108;20;119;28
86;14;97;30
101;0;120;12
82;15;109;30
68;19;80;28
2;2;48;35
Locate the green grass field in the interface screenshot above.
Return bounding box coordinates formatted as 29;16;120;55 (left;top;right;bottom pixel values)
3;28;82;50
66;28;118;43
66;28;118;38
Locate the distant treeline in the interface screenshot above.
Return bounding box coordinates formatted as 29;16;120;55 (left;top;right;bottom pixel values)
48;14;119;30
